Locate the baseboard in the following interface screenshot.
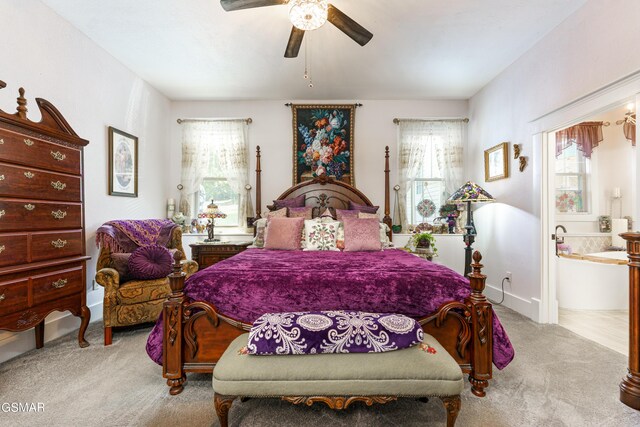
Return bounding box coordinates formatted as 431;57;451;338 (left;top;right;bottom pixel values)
485;283;540;323
0;301;103;364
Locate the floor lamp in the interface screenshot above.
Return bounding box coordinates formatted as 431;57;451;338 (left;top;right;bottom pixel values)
447;182;495;277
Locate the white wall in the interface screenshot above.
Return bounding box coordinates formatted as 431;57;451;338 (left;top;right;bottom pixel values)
467;0;640;321
0;1;170;361
168;100;468;214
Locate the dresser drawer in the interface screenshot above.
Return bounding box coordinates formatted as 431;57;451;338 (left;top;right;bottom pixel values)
32;267;83;306
0;163;81;202
0;233;29;268
0;129;81;175
31;230;83;262
0;278;29;316
0;200;82;231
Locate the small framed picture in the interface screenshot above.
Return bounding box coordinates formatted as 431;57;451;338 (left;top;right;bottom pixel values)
484;142;509;182
108;126;138;197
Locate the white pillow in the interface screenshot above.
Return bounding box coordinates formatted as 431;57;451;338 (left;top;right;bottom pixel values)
303;220;340;251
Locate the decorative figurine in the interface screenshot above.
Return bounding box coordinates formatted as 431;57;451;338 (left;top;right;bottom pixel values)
513;144;521;159
447;213;457;234
519;156;528;172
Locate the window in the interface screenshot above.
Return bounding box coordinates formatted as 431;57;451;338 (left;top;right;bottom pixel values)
398;120;465;228
555;143;591;214
196;149;240;226
406;140;446;224
180;120;249;228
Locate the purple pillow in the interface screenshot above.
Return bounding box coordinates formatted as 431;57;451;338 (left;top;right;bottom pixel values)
109;253;132;281
342;217;382;251
335;209;359;221
128;245;173;280
348;201;379;214
273;194;305;210
247;311;423;355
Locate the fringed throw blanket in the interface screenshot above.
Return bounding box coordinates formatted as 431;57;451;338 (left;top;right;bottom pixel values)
96;219;177;253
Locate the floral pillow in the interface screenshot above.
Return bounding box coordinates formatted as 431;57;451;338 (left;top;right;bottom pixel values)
247;310;424;355
303;220;340;251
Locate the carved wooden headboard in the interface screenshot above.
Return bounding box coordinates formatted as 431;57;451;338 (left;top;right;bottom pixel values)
254;146;393;239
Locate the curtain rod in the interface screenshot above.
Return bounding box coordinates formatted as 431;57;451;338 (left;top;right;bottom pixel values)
284;103;363;108
393;118;469;124
176;118;252;125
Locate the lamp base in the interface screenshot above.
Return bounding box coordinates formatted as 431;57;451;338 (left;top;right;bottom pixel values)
204;238;220;243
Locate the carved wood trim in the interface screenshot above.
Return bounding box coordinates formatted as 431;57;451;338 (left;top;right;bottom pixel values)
282;395;397;410
419;301;471;359
184;301;221;359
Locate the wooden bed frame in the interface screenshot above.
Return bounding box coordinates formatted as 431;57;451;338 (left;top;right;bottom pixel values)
162;146;494;398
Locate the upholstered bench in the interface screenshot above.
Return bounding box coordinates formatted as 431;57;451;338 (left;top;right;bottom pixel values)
212;333;464;426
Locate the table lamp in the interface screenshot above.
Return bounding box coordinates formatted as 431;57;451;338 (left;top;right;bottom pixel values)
199;200;227;242
447;181;495;276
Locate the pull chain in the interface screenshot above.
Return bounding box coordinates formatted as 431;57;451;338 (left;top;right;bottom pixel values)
304;32;313;88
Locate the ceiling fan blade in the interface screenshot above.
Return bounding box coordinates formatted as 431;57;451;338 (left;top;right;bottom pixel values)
284;26;305;58
327;4;373;46
220;0;287;12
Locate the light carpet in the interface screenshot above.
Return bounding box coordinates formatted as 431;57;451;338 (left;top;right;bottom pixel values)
1;306;639;427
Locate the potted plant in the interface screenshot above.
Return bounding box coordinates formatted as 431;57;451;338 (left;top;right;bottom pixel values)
411;232;438;257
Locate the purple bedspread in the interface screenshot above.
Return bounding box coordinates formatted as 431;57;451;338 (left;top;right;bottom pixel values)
146;249;514;369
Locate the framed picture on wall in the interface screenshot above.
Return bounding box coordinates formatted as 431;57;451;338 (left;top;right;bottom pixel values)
108;126;138;197
484;142;509;182
291;104;355;185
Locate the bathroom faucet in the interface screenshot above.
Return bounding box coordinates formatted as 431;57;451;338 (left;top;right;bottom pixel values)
554;225;567;256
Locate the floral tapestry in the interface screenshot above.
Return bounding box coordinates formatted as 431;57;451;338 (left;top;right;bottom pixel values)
292;104;355;185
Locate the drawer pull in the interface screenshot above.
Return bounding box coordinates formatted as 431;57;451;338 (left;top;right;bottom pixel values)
0;210;4;218
0;174;4;181
0;245;5;254
51;239;67;248
0;138;4;144
0;293;4;302
51;209;67;220
52;279;67;289
24;204;35;211
51;151;66;161
24;171;35;179
51;180;66;191
24;138;34;147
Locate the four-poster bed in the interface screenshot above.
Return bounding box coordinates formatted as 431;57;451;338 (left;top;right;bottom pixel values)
155;146;507;398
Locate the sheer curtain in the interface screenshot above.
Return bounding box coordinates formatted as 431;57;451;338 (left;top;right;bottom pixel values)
397;119;465;228
180;120;249;221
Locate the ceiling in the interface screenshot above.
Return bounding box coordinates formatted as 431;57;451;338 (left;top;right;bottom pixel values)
42;0;588;101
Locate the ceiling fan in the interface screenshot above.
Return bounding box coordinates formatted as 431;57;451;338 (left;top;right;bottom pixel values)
220;0;373;58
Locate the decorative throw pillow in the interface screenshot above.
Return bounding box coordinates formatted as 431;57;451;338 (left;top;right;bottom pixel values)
264;217;305;250
336;222;345;250
109;253;132;281
342;217;382;251
348;201;379;214
379;223;393;249
303;220;340;251
247;311;424;355
272;194;305;210
128;245;173;280
288;206;313;220
252;218;268;248
336;209;359;221
263;207;287;219
358;212;379;219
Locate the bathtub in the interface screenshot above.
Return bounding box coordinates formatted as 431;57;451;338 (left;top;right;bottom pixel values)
557;251;628;310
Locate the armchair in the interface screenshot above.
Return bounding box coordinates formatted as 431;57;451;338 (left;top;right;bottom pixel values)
95;225;198;345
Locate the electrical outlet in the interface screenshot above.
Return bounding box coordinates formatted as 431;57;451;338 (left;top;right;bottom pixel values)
92;279;97;291
505;271;512;283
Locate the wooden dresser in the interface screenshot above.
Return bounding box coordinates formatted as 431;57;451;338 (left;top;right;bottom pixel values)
190;241;252;270
0;81;90;349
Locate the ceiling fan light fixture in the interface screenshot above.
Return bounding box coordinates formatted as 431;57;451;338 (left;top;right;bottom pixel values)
289;0;328;31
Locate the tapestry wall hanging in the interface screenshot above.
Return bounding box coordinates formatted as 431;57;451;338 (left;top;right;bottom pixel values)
291;104;355;185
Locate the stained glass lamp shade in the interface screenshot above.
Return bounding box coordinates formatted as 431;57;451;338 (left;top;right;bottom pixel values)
447;182;495;276
199;200;227;242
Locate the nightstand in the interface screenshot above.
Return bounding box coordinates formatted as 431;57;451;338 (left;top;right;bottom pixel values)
189;241;252;270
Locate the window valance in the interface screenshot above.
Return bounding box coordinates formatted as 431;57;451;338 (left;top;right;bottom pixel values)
555;121;604;159
623;114;636;146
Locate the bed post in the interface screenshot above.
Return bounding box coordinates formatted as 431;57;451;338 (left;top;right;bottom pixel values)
383;146;392;240
466;251;493;397
620;233;640;410
255;145;262;220
163;251;187;395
